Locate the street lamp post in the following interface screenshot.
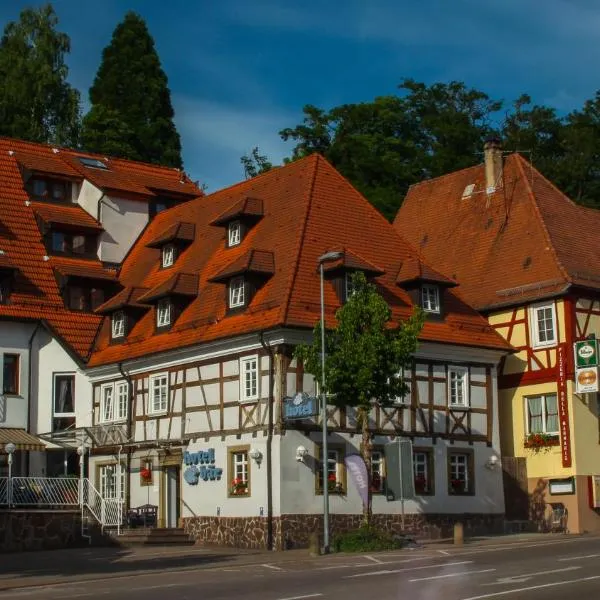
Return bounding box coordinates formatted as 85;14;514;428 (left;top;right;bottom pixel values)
318;251;343;554
5;443;16;507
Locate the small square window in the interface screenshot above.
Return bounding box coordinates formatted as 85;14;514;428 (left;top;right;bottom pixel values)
2;354;19;395
162;244;175;268
228;221;241;247
448;366;469;408
422;285;440;313
240;355;259;402
157;299;171;328
448;451;474;495
229;277;245;308
149;373;168;414
112;311;125;339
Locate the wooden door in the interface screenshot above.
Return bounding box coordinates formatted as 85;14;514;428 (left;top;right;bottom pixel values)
502;457;529;520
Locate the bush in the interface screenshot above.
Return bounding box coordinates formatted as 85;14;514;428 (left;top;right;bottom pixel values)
332;525;406;553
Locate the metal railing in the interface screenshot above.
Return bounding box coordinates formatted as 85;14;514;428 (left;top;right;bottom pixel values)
0;477;123;533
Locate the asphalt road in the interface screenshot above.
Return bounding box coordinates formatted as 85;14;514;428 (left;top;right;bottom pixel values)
3;536;600;600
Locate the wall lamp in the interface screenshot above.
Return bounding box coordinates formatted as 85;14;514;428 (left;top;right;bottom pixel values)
296;446;309;463
485;455;500;470
249;448;263;466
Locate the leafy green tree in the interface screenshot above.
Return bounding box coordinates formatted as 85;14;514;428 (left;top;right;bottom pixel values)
294;272;424;523
81;11;182;167
241;146;273;179
0;3;81;145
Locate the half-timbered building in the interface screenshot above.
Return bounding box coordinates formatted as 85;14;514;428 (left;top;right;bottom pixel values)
395;138;600;534
87;154;511;549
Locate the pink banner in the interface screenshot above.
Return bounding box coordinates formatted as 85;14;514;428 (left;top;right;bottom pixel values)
344;453;369;508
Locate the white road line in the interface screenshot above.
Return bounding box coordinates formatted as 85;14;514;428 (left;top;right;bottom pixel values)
558;553;600;561
344;560;473;578
438;550;450;556
461;575;600;600
316;556;437;570
482;566;580;586
364;555;384;564
277;594;323;600
262;563;285;571
410;568;496;583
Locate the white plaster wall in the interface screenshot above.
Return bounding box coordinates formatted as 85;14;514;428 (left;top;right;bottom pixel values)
76;180;103;221
98;195;149;264
0;321;35;429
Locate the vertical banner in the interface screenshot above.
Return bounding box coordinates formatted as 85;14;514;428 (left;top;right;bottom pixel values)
557;344;572;468
344;453;369;509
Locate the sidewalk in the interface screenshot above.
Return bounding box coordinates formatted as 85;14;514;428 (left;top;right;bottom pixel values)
0;532;585;592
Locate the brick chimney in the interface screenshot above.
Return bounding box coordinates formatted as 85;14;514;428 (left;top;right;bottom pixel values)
484;137;503;194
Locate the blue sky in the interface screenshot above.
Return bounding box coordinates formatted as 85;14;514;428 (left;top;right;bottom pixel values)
1;0;600;191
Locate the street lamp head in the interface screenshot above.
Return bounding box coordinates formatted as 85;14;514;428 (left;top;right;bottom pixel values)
4;443;16;455
318;251;343;264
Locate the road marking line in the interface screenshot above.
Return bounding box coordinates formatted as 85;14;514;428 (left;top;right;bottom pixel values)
344;560;473;578
262;563;285;571
364;555;384;564
410;568;496;582
482;566;580;586
438;550;450;556
277;594;323;600
461;575;600;600
558;553;600;561
316;556;437;570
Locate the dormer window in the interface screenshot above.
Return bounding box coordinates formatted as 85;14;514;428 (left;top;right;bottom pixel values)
421;284;440;314
30;177;70;202
162;244;175;268
157;299;172;328
111;311;125;339
228;221;242;247
0;278;10;305
229;276;245;308
50;231;96;256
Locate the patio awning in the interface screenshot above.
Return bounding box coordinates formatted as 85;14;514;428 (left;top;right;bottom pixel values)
0;429;46;452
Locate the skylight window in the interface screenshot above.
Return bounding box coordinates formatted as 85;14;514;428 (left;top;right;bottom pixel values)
462;183;475;199
78;157;108;170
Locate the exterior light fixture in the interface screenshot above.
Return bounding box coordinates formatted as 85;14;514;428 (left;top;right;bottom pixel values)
249;448;263;466
296;446;309;463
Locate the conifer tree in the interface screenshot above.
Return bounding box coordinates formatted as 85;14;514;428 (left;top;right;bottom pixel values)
82;11;182;167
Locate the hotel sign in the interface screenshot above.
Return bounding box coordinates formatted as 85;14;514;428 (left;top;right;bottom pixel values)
283;392;319;420
557;344;572;468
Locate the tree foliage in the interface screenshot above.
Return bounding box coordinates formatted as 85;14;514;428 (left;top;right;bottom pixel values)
241;146;273;179
0;3;81;146
81;11;182;168
294;272;425;522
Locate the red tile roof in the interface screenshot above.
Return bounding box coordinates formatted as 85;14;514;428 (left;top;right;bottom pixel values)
32;202;104;232
396;256;457;287
89;154;511;367
0;251;16;271
394;154;600;310
146;221;195;248
137;273;198;302
95;286;149;314
322;249;385;276
51;256;118;282
209;249;275;282
210;196;264;226
0;137;203;362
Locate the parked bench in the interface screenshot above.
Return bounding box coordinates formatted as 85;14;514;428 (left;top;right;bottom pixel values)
126;504;157;528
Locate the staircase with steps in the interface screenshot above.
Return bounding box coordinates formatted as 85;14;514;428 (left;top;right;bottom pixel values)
108;527;196;546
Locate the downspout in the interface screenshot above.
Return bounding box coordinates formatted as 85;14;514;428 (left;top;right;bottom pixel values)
260;333;275;551
96;193;107;261
26;323;42;476
118;362;133;515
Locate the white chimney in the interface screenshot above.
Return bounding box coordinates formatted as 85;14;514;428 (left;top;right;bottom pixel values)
484;137;503;194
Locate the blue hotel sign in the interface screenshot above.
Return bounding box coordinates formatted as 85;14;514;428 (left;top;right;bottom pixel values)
283;392;319;420
183;448;223;485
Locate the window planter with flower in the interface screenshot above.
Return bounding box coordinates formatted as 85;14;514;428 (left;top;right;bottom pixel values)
140;462;153;486
449;478;467;494
230;478;249;496
414;475;428;495
525;432;559;453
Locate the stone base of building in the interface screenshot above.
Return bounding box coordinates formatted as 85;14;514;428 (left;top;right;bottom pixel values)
182;512;505;550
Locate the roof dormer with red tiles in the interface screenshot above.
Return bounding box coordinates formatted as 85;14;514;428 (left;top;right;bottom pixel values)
210;196;265;249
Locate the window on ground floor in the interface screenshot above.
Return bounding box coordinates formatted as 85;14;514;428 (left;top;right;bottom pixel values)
228;446;250;497
413;448;434;495
316;446;346;494
447;450;474;496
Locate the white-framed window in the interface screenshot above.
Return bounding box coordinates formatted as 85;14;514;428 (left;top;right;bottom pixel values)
393;366;412;404
345;272;358;299
53;373;75;431
371;450;384;492
149;373;168;414
100;381;128;423
529;302;557;348
156;299;171;327
525;393;559;435
99;464;126;501
317;448;345;493
162;244;175;268
240;355;259;402
422;284;440;313
448;452;472;494
229;276;245;308
228;221;241;246
413;450;432;495
111;311;125;339
229;449;250;496
448;366;469;408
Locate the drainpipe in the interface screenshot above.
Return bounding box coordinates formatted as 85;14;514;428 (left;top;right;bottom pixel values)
260;333;275;551
96;193;107;260
26;322;42;476
118;362;133;516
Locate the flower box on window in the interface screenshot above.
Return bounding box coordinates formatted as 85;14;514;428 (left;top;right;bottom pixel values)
230;478;249;496
327;474;345;494
450;479;467;494
140;461;153;486
414;475;428;494
524;432;559;452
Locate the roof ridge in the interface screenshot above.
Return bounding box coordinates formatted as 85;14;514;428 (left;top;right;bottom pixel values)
514;153;571;285
281;155;320;325
405;161;484;192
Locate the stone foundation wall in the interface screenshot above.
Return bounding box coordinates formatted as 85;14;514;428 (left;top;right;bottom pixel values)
183;512;505;550
0;509;98;552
